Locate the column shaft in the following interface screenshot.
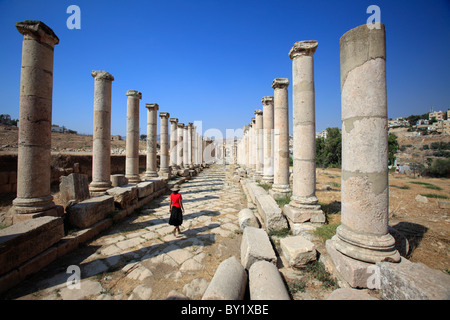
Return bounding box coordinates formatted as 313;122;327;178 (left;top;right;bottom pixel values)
170;118;178;168
159;112;170;178
177;123;184;167
11;20;59;219
144;103;159;178
125;90;142;183
262;96;274;184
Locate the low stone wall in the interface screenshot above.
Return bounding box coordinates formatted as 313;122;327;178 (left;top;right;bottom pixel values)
0;153;154;194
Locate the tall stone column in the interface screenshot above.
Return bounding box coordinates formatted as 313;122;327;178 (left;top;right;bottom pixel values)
187;122;193;168
169;118;178;169
144;103;159;179
270;78;291;200
283;40;324;224
158;112;171;178
254;110;263;179
193;126;198;166
89;70;114;196
183;125;189;168
262;96;274;184
326;24;399;288
11;21;60;221
177;123;184;168
125;90;142;184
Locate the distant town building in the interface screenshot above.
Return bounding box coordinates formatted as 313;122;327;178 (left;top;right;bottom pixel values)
51;124;65;133
416;119;429;125
316;129;328;139
388;118;410;128
429;111;447;121
111;135;122;141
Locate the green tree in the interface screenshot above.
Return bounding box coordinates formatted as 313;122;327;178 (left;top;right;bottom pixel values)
388;134;399;166
316;127;341;168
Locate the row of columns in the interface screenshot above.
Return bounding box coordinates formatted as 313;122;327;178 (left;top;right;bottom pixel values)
10;20;207;221
237;24;400;287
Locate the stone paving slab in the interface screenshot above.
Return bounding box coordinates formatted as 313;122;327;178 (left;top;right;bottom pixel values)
2;164;246;300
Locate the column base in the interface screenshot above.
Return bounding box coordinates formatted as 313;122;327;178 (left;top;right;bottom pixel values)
89;181;112;196
283;196;325;224
10;205;64;224
158;168;171;180
333;224;400;264
11;195;55;215
261;175;274;185
143;171;158;180
125;175;141;184
269;185;291;200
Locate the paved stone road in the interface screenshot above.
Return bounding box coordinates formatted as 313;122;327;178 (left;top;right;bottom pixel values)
4;164;246;300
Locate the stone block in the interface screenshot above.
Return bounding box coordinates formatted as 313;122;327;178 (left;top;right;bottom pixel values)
283;204;325;224
59;173;89;206
280;235;317;267
110;174;129;187
66;195;114;229
438;200;450;209
248;260;290;300
377;258;450;300
241;226;277;269
106;184;138;209
238;208;260;230
0;216;64;275
325;236;374;288
245;180;266;204
136;181;154;199
326;288;378;300
255;194;288;231
202;256;247;300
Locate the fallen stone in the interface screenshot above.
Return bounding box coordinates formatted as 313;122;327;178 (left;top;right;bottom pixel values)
241;226;277;269
438;200;450;209
415;194;428;203
66;195;115;229
110;174;128;187
202;256;247;300
326;288;378;300
106;185;138;209
59;173;89;206
279;235;317;267
255;194;288;231
377;258;450;300
248;260;290;300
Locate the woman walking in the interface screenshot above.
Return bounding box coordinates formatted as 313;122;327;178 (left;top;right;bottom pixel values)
169;185;184;235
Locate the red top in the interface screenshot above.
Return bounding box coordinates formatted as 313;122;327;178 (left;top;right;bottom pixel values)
171;193;182;207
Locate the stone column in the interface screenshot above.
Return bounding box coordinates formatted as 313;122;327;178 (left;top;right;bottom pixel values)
193;126;198;166
327;24;399;284
89;70;114;196
283;40;324;224
262;96;274;184
177;123;184;167
183;125;189;168
144;103;159;179
158;112;171;178
187;122;193;168
270;78;291;200
125;90;142;184
254;110;263;179
11;21;60;221
169;118;178;169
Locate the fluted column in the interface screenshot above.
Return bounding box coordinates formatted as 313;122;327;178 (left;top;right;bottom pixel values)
11;21;60;221
187;122;193;168
262;96;274;184
169;118;178;169
144;103;159;179
125;90;142;184
270;78;291;200
284;40;324;224
158;112;170;178
89;70;114;196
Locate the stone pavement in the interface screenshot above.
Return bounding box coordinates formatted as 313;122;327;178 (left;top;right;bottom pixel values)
3;164;247;300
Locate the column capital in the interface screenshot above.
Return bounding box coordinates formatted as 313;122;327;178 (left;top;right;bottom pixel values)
251;117;256;124
16;20;59;45
170;118;178;124
145;103;159;111
160;112;170;118
289;40;318;59
254;109;263;116
91;70;114;81
272;78;289;89
126;90;142;99
261;96;274;105
177;123;185;128
187;122;193;128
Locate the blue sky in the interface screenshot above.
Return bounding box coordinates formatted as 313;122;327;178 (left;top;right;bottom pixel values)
0;0;449;138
